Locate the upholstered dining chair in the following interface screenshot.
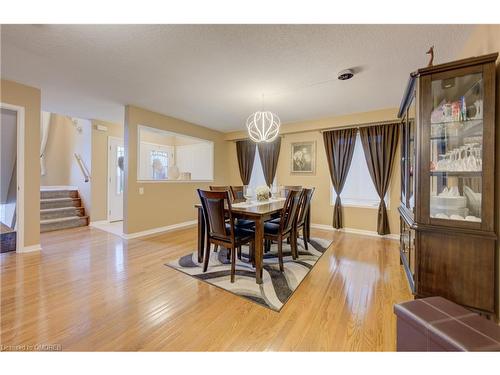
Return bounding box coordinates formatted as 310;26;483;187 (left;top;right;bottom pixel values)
197;189;255;283
295;187;315;252
258;189;303;271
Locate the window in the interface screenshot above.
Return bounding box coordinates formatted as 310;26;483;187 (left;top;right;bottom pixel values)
331;133;388;208
137;125;214;181
116;145;125;193
248;148;276;192
150;150;168;180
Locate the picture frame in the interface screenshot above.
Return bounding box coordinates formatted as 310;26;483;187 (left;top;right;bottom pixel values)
290;141;316;174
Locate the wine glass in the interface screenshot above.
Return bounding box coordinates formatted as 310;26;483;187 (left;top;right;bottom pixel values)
270;185;279;199
243;185;253;203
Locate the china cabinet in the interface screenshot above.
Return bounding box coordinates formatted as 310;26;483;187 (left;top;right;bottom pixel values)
398;53;498;316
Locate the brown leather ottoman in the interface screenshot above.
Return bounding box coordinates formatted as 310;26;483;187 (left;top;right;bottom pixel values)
394;296;500;351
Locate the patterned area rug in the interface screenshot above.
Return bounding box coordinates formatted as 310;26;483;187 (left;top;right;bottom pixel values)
165;237;333;311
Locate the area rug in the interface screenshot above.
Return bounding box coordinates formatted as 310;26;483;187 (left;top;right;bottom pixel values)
165;237;333;311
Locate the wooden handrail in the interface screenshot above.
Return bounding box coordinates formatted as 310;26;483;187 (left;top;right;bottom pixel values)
74;153;90;183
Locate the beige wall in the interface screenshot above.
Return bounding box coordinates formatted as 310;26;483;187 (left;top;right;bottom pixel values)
227;107;401;234
40;114;73;186
0;80;40;248
124;105;229;234
91;119;124;222
459;24;500;319
40;114;92;216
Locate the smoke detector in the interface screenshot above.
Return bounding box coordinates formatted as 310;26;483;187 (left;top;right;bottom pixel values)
337;69;354;81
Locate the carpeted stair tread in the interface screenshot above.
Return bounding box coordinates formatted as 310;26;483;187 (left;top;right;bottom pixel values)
40;206;85;220
40;189;79;199
40;216;89;232
41;215;88;224
39;188;89;232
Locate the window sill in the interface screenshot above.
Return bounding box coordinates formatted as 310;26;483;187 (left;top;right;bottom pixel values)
137;179;215;184
330;202;390;210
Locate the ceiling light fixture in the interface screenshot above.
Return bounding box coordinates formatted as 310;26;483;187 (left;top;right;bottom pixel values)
246;95;280;143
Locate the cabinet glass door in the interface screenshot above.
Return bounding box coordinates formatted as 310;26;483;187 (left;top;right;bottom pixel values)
429;72;483;223
407;97;416;215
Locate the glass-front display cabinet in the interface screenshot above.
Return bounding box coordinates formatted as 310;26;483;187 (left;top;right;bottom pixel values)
398;53;498;316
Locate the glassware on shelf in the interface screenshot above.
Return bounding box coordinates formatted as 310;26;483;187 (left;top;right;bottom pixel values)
429;72;484;223
434;143;482;172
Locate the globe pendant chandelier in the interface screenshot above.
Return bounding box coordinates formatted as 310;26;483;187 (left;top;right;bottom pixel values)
246;111;280;143
246;95;280;143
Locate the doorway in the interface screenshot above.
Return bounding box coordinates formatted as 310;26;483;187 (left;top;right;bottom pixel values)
108;136;124;222
0;103;24;253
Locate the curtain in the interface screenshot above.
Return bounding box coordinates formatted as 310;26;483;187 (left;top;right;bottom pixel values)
257;137;281;186
359;124;400;235
323;128;357;229
40;111;51;176
236;140;256;185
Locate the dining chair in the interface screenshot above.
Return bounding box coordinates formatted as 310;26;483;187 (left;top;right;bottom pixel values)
209;185;254;246
209;186;234;200
230;186;244;202
197;189;255;283
282;185;302;198
295;187;315;252
259;189;303;270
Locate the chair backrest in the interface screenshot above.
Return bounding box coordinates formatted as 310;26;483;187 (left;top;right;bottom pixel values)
230;186;244;202
297;187;315;226
209;186;234;202
198;189;233;242
280;189;303;235
282;185;302;198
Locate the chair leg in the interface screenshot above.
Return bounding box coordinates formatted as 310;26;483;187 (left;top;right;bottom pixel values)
302;228;308;251
290;234;298;260
277;238;284;272
237;246;242;260
203;242;211;272
230;247;236;283
265;239;271;253
214;244;218;252
226;246;230;260
250;241;255;267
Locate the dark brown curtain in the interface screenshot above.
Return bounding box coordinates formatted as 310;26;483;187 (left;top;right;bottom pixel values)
359;124;400;235
257;138;281;186
236;140;256;185
322;128;357;229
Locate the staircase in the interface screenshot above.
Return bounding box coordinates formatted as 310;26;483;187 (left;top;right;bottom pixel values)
40;188;89;232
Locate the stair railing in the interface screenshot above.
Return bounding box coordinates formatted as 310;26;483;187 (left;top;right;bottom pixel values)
74;153;90;183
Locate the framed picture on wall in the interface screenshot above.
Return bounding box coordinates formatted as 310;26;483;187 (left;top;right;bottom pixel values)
291;141;316;174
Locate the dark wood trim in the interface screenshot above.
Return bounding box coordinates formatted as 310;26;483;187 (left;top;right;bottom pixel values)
415;53;498;76
398;75;417;118
398;53;498;316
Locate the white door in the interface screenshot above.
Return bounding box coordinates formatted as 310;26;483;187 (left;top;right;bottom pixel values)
108;137;124;222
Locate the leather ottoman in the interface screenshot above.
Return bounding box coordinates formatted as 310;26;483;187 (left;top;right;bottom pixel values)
394;296;500;351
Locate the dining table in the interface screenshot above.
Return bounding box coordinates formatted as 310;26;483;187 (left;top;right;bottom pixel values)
195;197;311;284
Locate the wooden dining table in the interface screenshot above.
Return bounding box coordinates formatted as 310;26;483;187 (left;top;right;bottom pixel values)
195;198;310;284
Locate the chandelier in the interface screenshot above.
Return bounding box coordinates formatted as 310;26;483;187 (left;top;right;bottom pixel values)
246;111;280;143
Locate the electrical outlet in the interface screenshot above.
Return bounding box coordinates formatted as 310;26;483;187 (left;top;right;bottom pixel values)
139;187;144;195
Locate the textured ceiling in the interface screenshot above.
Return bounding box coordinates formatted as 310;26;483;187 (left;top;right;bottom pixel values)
1;24;473;131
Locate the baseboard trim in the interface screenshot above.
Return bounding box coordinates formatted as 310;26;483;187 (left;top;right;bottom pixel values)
18;243;42;253
89;220;110;226
311;223;399;241
122;220;197;240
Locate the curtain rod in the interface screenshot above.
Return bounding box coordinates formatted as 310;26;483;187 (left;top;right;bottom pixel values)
318;119;400;133
230;135;285;143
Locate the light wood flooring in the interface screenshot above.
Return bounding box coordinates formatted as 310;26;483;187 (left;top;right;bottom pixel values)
0;226;412;351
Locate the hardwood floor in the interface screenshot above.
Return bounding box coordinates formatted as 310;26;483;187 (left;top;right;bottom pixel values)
0;226;412;351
